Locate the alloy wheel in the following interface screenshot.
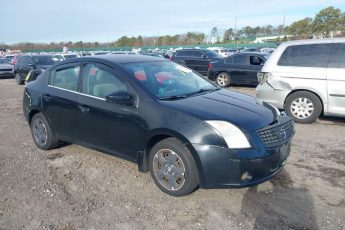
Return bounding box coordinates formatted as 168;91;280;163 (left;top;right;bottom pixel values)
290;97;314;119
216;73;229;87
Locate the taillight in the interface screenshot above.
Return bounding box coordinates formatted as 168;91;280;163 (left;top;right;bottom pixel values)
208;63;213;71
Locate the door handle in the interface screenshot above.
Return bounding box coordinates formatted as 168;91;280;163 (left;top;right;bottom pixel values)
42;94;52;102
78;105;90;113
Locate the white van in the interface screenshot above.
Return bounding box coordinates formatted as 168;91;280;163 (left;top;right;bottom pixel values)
256;38;345;123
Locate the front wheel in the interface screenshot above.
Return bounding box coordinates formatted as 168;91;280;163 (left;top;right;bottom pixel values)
15;73;24;85
216;72;231;87
149;137;198;196
284;91;322;124
30;113;59;150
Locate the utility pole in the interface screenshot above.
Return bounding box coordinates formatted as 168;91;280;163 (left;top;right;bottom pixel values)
282;13;286;34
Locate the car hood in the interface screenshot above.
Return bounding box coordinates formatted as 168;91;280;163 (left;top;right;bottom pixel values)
0;64;14;70
160;89;275;132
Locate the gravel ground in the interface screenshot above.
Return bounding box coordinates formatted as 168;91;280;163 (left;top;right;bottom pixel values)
0;79;344;230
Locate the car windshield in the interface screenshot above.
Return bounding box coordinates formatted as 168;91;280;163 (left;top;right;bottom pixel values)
123;61;218;99
32;56;56;65
0;58;10;64
204;50;223;58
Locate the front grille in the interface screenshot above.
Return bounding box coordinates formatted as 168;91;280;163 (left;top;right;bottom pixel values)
257;117;294;148
0;69;13;72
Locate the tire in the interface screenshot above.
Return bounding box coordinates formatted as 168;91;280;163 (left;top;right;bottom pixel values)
216;72;231;87
15;73;24;85
149;137;198;196
30;113;59;150
284;91;322;124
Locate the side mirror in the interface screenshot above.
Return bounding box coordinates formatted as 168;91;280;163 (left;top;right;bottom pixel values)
28;63;34;67
201;54;207;58
105;91;134;106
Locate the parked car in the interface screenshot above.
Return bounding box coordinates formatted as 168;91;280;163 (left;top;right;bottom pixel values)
170;48;223;76
23;55;294;196
0;58;14;78
256;38;345;123
14;54;56;85
208;52;269;87
53;53;79;61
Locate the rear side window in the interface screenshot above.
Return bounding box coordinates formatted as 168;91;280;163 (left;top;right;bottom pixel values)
278;44;331;68
51;66;80;91
233;55;247;64
193;51;203;57
176;51;192;57
328;43;345;68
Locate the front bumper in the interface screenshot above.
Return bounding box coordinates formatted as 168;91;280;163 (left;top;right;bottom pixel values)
256;83;290;109
0;71;14;78
194;142;291;188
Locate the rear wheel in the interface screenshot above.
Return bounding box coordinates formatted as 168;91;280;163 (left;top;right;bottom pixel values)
284;91;322;124
149;137;198;196
30;113;59;150
216;72;231;87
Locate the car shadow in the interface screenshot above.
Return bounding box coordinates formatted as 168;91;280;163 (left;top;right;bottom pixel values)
318;115;345;125
241;169;318;229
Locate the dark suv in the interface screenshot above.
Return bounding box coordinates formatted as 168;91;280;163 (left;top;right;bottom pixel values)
170;49;223;76
14;54;56;85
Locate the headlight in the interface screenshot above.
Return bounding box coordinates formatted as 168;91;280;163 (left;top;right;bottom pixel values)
257;72;271;85
206;121;251;149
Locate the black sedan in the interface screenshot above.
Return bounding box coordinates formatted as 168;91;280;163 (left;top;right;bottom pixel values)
208;52;269;87
23;55;294;196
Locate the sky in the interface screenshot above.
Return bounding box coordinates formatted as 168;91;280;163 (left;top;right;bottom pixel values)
1;0;345;44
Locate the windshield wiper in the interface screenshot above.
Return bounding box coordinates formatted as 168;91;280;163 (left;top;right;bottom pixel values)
158;95;188;100
185;88;220;97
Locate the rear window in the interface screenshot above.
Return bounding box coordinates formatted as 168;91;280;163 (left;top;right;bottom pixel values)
278;44;331;68
328;43;345;68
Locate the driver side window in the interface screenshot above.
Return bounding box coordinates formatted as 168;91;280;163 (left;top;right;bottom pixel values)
81;64;127;99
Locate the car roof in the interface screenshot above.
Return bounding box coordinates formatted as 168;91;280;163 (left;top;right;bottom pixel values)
280;37;345;47
55;54;167;66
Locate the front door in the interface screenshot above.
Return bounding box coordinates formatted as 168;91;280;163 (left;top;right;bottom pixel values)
77;63;141;160
327;42;345;115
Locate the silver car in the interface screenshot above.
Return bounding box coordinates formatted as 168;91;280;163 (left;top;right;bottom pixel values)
256;38;345;123
0;58;14;78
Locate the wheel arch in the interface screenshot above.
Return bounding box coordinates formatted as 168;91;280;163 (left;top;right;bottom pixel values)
137;129;206;186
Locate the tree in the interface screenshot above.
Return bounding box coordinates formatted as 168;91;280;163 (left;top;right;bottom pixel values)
210;27;218;43
288;17;313;38
223;28;234;41
312;6;343;37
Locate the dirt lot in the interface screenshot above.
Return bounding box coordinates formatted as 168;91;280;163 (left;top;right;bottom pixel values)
0;79;344;230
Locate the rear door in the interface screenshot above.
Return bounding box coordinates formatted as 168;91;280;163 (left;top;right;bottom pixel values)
326;42;345;116
192;50;209;75
227;54;249;84
43;63;81;141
